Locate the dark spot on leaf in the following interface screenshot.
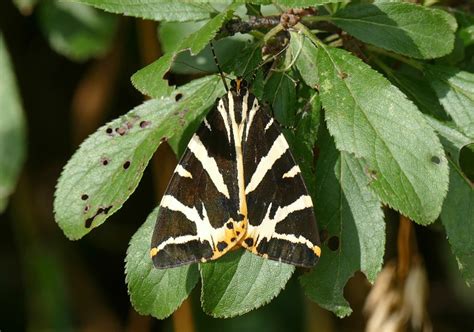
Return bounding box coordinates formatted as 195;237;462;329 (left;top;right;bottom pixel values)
116;126;127;136
328;236;339;251
123;161;131;169
126;121;133;129
365;167;378;181
226;222;233;229
175;93;183;102
244;238;254;247
140;120;151;128
101;157;110;166
84;205;90;212
103;205;112;214
81;194;89;200
178;109;187;126
217;241;228;252
106;127;113;135
431;156;441;164
85;217;94;228
319;229;329;242
230;237;236;242
338;71;348;79
84;205;113;228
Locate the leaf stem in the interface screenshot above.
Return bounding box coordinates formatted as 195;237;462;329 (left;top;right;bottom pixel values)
294;22;324;49
263;23;284;44
397;215;417;281
370;55;396;77
172;299;196;332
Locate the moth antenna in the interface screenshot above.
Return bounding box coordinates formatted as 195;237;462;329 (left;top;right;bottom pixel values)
210;40;229;92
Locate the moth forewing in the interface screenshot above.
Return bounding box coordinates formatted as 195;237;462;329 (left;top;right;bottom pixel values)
239;92;321;268
150;91;246;269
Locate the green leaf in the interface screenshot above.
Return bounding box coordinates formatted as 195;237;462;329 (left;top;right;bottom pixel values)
452;9;474;47
226;41;262;78
159;20;208;54
426;65;474;139
174;35;253;76
37;0;117;61
273;0;341;6
441;163;474;286
125;207;200;319
54;75;223;240
301;128;385;317
195;275;306;331
317;46;448;225
132;5;236;98
70;0;215;22
0;33;26;213
389;70;447;120
231;0;271;4
332;3;456;59
131;52;176;98
263;72;296;127
187;0;338;4
288;31;319;89
288;90;320;195
200;249;294;318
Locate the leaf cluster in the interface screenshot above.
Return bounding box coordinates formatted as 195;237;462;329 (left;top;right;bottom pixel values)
49;0;474;319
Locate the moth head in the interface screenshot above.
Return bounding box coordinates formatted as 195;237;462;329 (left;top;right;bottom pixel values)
231;77;248;96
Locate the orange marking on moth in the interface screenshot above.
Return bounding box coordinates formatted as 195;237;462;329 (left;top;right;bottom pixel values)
313;245;321;257
150;247;159;258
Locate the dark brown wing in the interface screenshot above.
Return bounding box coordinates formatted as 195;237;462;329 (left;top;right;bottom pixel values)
150;95;245;268
241;94;321;267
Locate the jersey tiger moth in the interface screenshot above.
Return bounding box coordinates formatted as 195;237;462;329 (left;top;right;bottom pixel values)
150;51;321;268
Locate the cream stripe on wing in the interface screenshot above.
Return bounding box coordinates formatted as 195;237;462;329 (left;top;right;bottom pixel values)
271;233;318;250
155;234;200;251
264;118;273;132
158;196;215;250
282;165;301;179
204;118;212;131
245;133;289;195
175;165;193;178
217;99;231;143
253;195;314;246
245;97;259;141
156;196;237;253
188;134;230;198
158;197;207;250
